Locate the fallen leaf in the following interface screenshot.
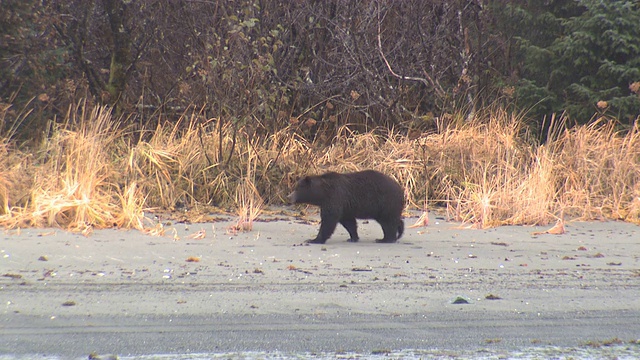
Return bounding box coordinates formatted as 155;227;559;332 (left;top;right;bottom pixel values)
3;273;23;279
142;223;166;237
587;252;605;258
187;229;206;239
408;211;429;228
532;219;565;236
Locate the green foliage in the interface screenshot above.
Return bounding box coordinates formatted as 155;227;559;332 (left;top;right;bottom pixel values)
553;0;640;121
511;0;640;123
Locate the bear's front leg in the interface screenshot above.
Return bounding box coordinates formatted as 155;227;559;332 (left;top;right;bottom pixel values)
340;217;359;242
307;214;338;244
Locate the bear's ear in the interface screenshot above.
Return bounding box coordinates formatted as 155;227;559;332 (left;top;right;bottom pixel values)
302;176;312;185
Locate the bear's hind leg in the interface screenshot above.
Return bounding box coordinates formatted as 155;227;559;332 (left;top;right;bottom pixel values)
375;219;399;243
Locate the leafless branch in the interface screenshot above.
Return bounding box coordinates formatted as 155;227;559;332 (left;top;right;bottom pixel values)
376;2;445;99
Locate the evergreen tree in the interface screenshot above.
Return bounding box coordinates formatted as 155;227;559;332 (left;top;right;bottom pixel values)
512;0;640;123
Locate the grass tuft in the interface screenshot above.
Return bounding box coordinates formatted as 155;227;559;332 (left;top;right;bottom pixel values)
228;143;265;233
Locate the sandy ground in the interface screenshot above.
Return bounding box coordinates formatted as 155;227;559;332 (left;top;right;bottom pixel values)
1;210;640;358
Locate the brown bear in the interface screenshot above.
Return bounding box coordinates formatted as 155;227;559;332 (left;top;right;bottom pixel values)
289;170;404;244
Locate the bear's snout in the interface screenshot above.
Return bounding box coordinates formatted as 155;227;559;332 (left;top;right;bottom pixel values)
287;191;298;204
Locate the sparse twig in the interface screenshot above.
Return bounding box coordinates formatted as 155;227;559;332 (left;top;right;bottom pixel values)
376;4;445;99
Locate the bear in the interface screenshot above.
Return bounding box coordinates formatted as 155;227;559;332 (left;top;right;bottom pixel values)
288;170;405;244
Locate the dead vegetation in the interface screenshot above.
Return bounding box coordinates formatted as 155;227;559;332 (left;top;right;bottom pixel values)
1;102;639;232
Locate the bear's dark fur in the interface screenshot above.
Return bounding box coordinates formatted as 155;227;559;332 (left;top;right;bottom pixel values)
289;170;404;244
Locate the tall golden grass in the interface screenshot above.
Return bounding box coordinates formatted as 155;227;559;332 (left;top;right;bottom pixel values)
0;101;638;232
228;141;265;233
0;103;144;231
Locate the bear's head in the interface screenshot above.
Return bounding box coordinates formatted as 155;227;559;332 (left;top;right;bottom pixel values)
288;174;333;206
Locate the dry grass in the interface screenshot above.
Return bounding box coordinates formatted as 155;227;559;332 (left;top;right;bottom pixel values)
0;100;32;217
420;111;640;226
0;142;12;216
551;117;640;221
0;103;144;231
423;109;554;227
228;142;265;233
1;101;639;233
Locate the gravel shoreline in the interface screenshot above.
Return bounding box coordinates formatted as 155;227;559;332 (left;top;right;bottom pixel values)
2;212;639;358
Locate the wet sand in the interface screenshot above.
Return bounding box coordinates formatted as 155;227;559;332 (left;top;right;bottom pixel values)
1;211;639;358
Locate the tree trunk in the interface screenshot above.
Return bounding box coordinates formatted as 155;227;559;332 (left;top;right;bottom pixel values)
102;0;131;115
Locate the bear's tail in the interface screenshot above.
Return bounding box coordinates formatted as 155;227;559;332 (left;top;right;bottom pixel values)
397;220;404;240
